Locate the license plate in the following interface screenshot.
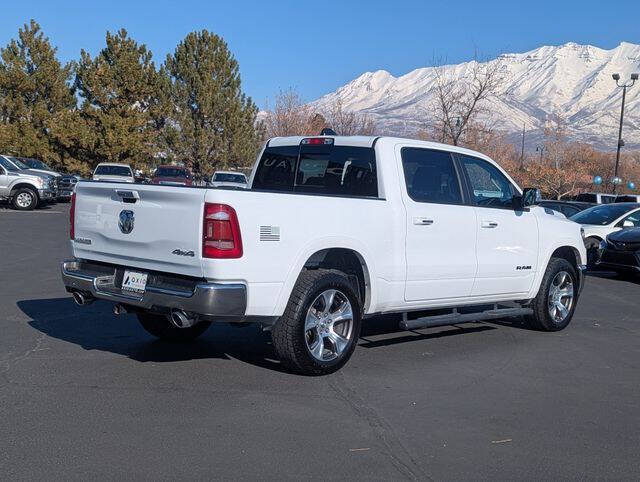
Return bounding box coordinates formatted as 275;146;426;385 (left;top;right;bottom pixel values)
122;270;148;293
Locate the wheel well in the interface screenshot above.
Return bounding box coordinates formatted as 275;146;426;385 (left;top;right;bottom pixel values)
551;245;582;286
11;183;39;198
585;235;602;242
303;248;371;311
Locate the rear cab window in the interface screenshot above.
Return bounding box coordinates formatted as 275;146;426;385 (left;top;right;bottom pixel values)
94;165;133;177
252;141;378;198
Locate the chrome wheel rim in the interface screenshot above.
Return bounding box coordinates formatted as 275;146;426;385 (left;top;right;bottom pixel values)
16;192;33;208
547;271;574;323
305;289;354;362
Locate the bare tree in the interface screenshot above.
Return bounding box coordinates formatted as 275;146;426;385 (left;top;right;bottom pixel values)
543;112;567;169
262;88;323;138
324;99;376;136
428;53;502;146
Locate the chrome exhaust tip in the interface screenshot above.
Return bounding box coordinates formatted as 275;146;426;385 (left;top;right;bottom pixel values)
169;309;197;329
72;291;94;306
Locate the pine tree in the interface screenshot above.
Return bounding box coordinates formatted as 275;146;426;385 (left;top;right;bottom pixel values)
164;30;261;177
67;29;167;172
0;20;76;170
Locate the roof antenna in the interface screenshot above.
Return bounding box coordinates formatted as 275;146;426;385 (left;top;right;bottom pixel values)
320;128;337;136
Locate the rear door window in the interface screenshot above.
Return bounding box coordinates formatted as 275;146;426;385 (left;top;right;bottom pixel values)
400;148;462;204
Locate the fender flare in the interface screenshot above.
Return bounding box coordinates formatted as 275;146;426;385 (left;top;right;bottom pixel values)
272;237;377;317
529;238;586;298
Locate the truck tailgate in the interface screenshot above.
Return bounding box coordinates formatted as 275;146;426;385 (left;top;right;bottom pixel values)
73;182;206;277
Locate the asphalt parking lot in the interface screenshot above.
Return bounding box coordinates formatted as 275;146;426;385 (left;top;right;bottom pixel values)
1;204;639;480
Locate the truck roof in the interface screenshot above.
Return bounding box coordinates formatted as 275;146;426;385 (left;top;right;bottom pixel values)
267;135;496;161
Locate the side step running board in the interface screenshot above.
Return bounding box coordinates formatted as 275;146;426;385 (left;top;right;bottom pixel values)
399;306;533;331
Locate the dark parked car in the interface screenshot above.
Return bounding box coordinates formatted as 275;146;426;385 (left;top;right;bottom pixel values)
538;200;594;217
151;165;193;186
597;227;640;275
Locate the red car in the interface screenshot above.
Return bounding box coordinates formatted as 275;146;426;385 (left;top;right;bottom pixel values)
151;165;193;186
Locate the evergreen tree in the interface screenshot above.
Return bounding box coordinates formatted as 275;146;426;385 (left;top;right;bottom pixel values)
164;30;261;176
0;20;76;170
66;29;167;172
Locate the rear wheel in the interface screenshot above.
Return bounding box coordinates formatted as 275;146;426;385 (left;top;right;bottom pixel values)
526;257;578;331
137;312;211;342
12;188;38;210
271;269;362;375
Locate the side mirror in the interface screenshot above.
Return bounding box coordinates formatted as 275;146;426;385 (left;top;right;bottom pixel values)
515;188;541;210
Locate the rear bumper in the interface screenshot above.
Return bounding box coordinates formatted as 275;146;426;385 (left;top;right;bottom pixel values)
61;258;247;320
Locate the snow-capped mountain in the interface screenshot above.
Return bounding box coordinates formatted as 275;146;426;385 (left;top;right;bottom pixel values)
310;42;640;150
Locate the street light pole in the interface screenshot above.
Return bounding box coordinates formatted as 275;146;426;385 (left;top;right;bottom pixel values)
536;145;545;163
612;72;638;193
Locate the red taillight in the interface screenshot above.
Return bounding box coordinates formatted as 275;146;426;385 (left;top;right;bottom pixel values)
70;192;76;240
202;203;243;258
301;137;333;145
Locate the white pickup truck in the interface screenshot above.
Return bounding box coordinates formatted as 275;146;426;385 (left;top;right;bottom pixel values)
61;135;587;375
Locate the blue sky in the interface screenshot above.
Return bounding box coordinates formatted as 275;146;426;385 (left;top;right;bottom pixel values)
2;0;639;108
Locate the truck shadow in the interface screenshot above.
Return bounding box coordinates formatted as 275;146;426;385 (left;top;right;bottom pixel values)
18;297;505;371
17;297;289;373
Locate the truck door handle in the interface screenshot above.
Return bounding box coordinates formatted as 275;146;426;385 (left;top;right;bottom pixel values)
413;217;434;225
481;221;498;228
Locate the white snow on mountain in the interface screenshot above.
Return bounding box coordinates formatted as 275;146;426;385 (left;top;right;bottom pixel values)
309;42;640;150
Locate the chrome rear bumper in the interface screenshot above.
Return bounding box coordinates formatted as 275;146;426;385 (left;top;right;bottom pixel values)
61;258;246;320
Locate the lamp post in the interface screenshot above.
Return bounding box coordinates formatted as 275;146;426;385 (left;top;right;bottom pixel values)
612;72;639;193
536;145;545;162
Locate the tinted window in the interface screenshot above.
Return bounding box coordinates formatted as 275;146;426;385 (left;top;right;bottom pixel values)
22;158;51;170
575;193;597;203
616;195;640;203
155;167;189;178
561;205;581;217
252;146;298;191
570;204;640;225
253;144;378;197
7;156;29;170
601;195;617;204
401;148;462;204
0;157;19;171
460;155;516;209
295;146;377;197
621;211;640;227
214;173;246;183
94;165;132;177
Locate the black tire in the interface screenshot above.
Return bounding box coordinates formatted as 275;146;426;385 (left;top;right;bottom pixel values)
137;312;211;342
11;187;38;211
584;237;600;268
271;269;362;375
526;257;578;331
